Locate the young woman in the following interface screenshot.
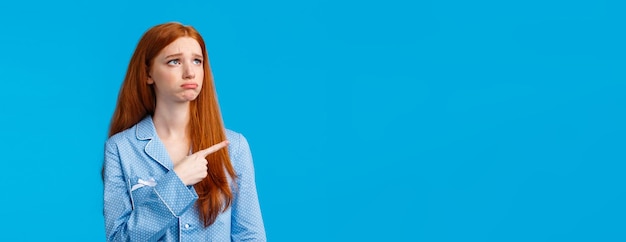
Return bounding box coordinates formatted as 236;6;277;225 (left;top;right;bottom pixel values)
102;22;266;241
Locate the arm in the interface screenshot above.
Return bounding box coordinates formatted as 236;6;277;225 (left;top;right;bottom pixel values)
103;140;198;242
231;134;267;241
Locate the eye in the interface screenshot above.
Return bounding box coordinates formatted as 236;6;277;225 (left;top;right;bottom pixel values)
193;59;202;65
167;59;181;65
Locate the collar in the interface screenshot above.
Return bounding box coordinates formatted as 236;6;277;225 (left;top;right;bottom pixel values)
135;115;156;140
134;115;174;171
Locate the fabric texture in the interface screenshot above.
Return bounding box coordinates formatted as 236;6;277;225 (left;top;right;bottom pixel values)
103;115;266;242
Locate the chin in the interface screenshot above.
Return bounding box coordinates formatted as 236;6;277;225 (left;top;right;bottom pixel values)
183;96;199;102
181;91;200;101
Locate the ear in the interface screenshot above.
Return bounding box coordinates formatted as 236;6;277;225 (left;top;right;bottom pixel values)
147;77;154;84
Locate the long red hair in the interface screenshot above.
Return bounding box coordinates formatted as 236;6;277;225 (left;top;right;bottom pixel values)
107;22;236;227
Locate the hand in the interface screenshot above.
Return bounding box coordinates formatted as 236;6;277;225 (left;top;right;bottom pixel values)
173;140;229;186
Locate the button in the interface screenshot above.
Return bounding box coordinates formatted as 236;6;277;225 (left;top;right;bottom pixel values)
184;224;190;229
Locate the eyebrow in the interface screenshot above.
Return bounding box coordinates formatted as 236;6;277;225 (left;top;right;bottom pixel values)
164;53;203;59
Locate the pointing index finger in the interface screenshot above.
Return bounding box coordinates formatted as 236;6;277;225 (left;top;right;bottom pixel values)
196;140;229;157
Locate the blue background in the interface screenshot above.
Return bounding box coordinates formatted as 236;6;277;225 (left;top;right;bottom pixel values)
0;0;624;241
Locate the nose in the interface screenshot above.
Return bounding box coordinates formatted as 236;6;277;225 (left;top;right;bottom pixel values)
183;62;195;79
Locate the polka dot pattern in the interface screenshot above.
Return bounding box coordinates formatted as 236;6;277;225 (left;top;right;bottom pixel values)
103;116;266;241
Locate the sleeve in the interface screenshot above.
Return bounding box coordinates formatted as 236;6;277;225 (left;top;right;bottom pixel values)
230;134;267;241
103;140;198;242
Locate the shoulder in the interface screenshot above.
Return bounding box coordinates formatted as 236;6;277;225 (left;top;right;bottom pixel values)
225;129;246;145
225;129;251;156
225;129;254;173
104;125;139;150
105;116;153;149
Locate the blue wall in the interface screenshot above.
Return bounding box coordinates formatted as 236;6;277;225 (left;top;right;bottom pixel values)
0;0;624;241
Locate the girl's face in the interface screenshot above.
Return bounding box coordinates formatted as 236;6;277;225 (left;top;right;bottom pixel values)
148;37;205;103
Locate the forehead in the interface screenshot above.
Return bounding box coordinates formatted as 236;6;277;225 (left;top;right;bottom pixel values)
159;37;202;56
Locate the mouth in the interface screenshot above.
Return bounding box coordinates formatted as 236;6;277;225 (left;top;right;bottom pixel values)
181;83;198;89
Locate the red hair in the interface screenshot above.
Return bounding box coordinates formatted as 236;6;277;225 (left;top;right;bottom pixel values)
107;22;236;227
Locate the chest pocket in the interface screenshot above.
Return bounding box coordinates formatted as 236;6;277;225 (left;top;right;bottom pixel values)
128;176;158;210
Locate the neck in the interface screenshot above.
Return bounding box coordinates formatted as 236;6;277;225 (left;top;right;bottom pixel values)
152;101;191;140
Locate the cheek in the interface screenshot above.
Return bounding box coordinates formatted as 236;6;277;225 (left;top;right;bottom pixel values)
155;71;180;85
196;66;204;78
196;67;205;84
